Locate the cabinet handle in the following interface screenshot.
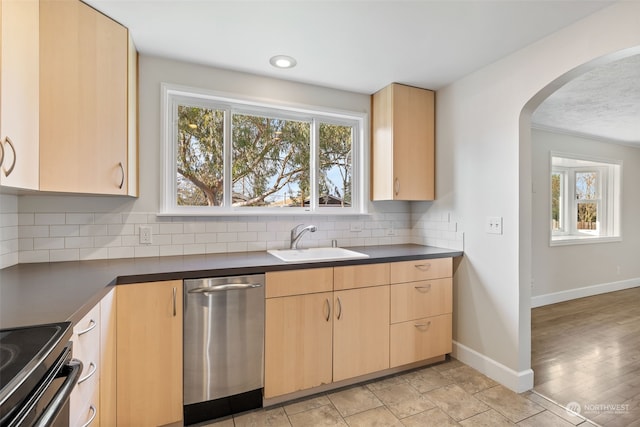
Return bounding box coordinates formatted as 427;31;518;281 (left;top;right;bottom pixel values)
80;405;97;427
77;319;97;336
118;161;125;189
324;298;331;322
336;297;342;320
0;137;5;168
173;287;177;317
394;178;399;196
414;321;432;329
414;263;431;271
3;136;16;177
78;362;97;384
414;284;432;292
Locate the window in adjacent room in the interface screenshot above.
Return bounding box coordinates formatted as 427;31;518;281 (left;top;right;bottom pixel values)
160;84;366;215
550;152;622;246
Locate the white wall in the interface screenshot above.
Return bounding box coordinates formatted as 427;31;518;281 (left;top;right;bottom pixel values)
413;1;640;391
531;129;640;305
7;56;462;265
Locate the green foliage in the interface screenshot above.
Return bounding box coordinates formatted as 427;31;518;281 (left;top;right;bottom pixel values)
176;106;353;207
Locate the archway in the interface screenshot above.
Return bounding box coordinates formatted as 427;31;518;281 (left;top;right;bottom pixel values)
518;46;640;420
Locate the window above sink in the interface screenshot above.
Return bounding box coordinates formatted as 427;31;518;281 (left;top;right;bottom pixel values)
159;84;367;216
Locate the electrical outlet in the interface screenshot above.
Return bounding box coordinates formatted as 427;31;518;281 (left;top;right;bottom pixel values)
386;227;396;236
139;225;152;244
486;216;503;235
350;223;363;232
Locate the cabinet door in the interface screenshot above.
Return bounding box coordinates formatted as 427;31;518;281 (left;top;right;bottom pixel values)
116;280;182;427
264;292;333;398
0;0;39;190
392;84;434;200
39;0;128;195
371;83;434;201
333;286;390;382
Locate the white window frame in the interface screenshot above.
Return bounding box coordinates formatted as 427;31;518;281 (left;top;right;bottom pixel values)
550;152;622;246
160;83;367;216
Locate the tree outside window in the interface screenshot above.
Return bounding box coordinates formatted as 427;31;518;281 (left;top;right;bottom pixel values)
163;86;364;215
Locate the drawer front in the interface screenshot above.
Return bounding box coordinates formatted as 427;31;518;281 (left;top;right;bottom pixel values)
390;257;452;283
334;263;389;290
266;268;333;298
390;313;452;368
71;380;99;427
73;304;101;382
390;278;452;323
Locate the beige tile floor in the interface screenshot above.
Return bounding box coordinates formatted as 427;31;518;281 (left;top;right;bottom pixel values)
199;358;599;427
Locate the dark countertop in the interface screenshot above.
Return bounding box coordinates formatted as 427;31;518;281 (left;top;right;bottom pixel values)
0;244;462;329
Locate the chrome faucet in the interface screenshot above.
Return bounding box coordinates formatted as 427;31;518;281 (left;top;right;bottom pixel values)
290;224;317;249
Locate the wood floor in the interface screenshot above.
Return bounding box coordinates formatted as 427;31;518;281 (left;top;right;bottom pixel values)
532;287;640;426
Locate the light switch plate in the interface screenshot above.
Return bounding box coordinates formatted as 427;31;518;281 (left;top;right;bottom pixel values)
486;216;503;235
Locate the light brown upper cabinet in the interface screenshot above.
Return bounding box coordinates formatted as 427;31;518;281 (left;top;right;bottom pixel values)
371;83;435;201
40;0;136;195
0;0;40;190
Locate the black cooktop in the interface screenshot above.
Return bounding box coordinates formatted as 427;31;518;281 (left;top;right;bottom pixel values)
0;322;72;423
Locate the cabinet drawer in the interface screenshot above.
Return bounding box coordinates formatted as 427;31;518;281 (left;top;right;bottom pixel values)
390;258;452;283
71;381;99;427
73;304;101;378
266;268;333;298
390;278;452;323
389;313;452;368
334;263;389;290
70;366;99;427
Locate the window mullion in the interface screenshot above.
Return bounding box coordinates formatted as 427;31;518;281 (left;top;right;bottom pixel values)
310;119;319;211
223;109;233;209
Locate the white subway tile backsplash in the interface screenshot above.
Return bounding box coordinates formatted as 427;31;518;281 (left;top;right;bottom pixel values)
50;225;80;237
2;201;465;266
18;213;34;226
34;238;65;250
65;236;94;249
50;249;80;262
66;213;94;225
35;213;65;225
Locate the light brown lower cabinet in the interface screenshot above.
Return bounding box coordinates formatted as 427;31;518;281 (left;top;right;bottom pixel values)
333;286;389;382
265;267;391;399
264;292;333;398
116;280;183;427
390;313;452;368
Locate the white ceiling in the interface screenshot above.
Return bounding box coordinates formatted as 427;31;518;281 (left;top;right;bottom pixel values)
84;0;639;146
532;54;640;146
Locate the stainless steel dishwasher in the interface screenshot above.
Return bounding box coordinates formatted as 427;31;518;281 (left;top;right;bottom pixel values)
183;274;265;426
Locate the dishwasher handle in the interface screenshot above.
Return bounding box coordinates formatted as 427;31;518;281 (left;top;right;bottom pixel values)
188;283;263;294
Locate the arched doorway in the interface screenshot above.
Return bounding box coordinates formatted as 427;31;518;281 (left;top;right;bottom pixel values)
519;47;640;424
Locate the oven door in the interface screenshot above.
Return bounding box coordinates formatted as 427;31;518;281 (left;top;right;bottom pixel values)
5;344;82;427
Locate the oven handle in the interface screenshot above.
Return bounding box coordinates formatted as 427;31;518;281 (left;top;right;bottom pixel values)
34;358;83;427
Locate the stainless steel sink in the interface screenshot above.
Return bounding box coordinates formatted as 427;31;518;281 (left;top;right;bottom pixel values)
267;247;369;263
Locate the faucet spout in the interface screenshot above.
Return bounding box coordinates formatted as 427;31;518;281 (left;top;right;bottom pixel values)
290;224;317;249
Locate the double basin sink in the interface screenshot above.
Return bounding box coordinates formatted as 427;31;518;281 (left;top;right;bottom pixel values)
267;247;369;263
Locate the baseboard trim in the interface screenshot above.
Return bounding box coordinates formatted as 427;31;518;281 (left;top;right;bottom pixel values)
531;277;640;308
452;341;533;393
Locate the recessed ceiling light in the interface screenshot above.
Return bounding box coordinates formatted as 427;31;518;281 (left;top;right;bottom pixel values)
270;55;297;69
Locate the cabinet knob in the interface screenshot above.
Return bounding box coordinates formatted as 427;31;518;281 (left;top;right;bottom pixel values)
394;178;400;196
